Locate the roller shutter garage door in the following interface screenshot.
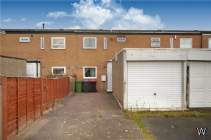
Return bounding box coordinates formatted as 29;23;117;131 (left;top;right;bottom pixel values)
127;61;183;110
189;62;211;108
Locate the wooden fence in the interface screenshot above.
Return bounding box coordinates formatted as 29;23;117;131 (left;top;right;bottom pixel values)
1;77;70;140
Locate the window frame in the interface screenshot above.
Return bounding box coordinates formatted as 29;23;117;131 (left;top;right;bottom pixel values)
103;37;108;50
151;37;161;48
83;37;97;49
51;37;66;49
51;66;66;75
208;38;211;49
19;37;31;43
40;36;45;49
83;66;97;79
169;37;174;48
180;38;192;48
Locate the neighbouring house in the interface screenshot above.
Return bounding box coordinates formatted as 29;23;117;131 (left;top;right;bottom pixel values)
112;48;211;110
0;55;27;77
1;29;211;92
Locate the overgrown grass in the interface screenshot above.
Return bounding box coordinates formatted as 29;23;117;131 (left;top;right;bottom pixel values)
128;110;211;118
124;110;211;140
125;111;155;140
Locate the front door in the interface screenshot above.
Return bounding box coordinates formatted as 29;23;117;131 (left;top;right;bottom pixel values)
107;61;112;92
26;61;40;77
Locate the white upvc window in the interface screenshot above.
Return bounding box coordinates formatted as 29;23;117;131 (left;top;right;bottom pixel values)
40;36;44;49
19;37;30;42
180;38;192;48
103;37;108;50
51;66;66;75
117;36;126;43
169;37;174;48
51;37;66;49
83;66;97;79
208;38;211;49
151;37;160;48
83;37;97;49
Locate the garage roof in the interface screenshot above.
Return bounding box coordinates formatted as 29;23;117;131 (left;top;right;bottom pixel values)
116;48;211;61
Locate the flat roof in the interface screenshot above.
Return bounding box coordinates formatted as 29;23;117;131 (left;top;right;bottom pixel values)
119;48;211;61
1;29;211;35
0;55;26;60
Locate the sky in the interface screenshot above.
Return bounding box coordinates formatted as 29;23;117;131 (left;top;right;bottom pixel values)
1;0;211;30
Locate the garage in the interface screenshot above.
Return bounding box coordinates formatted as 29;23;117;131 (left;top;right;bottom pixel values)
189;62;211;107
112;48;211;111
127;61;183;110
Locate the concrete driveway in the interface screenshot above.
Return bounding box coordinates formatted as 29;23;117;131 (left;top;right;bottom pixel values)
16;93;143;140
143;117;211;140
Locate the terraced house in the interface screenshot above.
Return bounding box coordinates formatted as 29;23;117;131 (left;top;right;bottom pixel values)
1;29;211;93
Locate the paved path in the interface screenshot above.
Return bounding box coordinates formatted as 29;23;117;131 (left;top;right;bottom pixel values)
16;93;143;140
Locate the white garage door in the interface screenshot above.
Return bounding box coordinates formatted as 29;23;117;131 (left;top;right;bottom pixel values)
127;62;183;110
189;62;211;108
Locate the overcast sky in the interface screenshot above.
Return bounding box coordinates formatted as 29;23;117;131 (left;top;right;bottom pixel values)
1;0;211;30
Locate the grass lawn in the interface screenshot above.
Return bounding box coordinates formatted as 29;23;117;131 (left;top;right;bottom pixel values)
124;110;211;140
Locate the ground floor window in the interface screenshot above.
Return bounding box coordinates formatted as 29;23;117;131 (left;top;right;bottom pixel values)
83;66;97;79
52;66;66;75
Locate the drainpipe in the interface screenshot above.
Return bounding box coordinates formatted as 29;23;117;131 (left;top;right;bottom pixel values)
201;33;203;48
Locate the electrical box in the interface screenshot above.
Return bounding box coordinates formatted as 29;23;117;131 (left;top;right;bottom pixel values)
101;75;106;82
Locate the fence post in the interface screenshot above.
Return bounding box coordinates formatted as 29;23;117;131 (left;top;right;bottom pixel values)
26;79;28;127
0;78;2;140
40;78;43;116
52;80;55;108
33;79;36;121
16;78;19;134
2;78;8;140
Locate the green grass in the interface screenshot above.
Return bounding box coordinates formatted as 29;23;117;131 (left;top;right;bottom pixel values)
124;110;211;140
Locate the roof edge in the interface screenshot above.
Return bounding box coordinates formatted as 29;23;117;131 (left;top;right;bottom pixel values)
1;29;211;34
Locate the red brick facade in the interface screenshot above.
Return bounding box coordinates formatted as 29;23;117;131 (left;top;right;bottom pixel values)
1;30;211;91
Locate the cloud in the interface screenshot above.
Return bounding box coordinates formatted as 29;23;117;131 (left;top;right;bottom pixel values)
2;18;13;23
47;0;164;29
36;21;53;28
72;0;113;29
112;8;163;29
47;11;70;19
66;25;81;29
20;18;26;22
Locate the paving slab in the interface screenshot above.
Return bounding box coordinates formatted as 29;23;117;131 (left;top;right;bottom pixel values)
16;93;143;140
143;117;211;140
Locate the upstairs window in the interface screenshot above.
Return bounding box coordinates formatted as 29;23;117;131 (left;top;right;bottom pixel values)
83;66;97;79
209;38;211;49
117;36;126;43
52;66;66;75
51;37;66;49
104;37;108;50
83;37;97;49
19;37;30;43
169;37;174;48
151;38;160;48
40;37;44;49
180;38;192;48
